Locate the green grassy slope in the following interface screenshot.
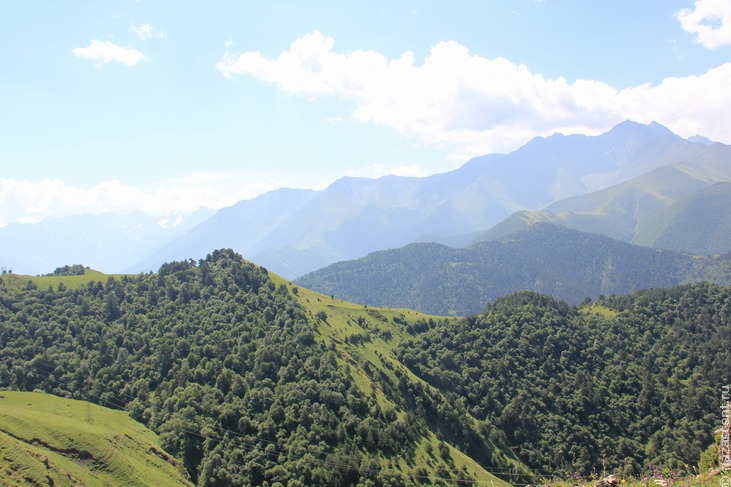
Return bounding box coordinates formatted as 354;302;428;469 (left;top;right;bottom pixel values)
633;182;731;255
542;164;708;242
0;269;131;291
0;391;191;486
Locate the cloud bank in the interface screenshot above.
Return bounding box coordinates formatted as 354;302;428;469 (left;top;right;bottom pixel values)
0;174;298;228
217;30;731;159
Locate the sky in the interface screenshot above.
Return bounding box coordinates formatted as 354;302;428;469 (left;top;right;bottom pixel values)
1;0;730;227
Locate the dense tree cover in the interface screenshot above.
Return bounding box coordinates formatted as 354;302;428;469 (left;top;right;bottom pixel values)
0;250;430;486
297;223;723;315
44;263;87;276
395;284;731;476
3;248;729;484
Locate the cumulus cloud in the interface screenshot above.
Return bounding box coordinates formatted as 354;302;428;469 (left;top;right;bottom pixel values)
619;63;731;143
72;40;144;66
217;30;731;159
0;173;312;228
676;0;731;49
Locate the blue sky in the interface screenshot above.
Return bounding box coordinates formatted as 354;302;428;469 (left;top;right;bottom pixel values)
1;0;730;226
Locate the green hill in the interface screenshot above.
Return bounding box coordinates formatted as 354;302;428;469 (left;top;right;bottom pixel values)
394;284;731;476
1;250;726;485
0;391;191;486
537;144;731;253
0;250;518;486
1;268;129;291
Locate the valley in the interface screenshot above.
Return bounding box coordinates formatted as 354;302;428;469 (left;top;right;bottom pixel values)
6;4;731;485
1;122;730;486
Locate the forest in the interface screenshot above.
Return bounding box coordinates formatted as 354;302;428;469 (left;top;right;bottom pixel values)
297;223;731;315
1;249;729;486
0;250;501;486
396;286;731;475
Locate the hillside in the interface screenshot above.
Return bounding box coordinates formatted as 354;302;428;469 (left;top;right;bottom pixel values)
0;391;191;486
537;143;731;251
633;182;731;255
1;267;127;291
0;250;518;486
395;284;731;476
0;252;727;484
296;223;704;315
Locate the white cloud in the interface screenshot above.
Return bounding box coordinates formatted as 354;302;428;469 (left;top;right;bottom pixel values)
72;40;144;66
0;172;327;228
617;64;731;143
217;30;731;159
676;0;731;49
130;23;165;40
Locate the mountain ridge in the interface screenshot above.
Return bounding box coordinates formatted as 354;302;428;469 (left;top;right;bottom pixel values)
133;120;718;279
2;121;726;279
296;222;730;315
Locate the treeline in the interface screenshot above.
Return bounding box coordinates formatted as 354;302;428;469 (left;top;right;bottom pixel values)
0;250;424;486
395;284;731;476
44;263;87;276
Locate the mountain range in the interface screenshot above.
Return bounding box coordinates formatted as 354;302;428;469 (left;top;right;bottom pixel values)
0;209;213;276
1;120;729;280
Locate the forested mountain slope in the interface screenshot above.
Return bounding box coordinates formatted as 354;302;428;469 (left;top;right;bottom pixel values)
296;223;723;315
1;251;727;484
0;250;517;486
395;284;731;476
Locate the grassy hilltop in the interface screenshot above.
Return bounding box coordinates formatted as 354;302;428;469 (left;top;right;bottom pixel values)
0;391;191;486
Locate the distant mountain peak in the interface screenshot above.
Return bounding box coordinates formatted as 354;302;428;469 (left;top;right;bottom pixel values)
608;120;676;138
687;134;714;146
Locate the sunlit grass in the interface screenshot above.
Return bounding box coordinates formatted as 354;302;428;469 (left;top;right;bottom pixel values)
0;391;192;486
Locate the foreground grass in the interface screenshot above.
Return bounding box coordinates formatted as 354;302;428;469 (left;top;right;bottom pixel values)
0;391;192;486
